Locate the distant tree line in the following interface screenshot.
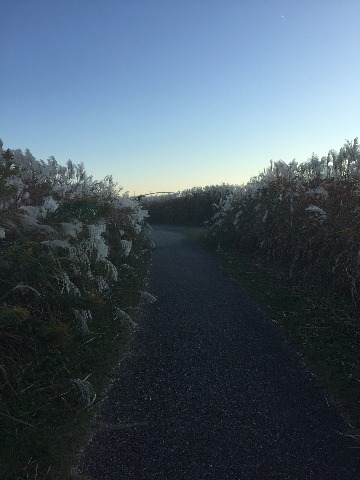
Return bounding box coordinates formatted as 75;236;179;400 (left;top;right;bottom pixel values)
142;184;236;226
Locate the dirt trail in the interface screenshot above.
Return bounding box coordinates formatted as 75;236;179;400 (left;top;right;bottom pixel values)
78;226;360;479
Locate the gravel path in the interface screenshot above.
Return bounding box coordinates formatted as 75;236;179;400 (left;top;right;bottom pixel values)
78;226;360;479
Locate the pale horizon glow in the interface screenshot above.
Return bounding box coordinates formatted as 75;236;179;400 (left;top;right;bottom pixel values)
1;1;359;195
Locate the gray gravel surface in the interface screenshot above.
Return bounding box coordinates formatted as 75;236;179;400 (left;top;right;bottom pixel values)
78;226;360;479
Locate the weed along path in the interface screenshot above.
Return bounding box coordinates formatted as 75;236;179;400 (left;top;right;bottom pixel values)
78;226;360;480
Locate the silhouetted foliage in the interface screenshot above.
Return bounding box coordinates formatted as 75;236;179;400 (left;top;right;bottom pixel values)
142;184;236;226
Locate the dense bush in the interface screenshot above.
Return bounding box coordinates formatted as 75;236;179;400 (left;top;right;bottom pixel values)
0;140;152;478
209;138;360;306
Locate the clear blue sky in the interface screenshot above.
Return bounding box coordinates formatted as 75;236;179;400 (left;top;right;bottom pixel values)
1;1;359;195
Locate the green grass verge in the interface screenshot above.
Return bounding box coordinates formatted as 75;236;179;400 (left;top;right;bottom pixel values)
0;254;151;480
178;227;360;433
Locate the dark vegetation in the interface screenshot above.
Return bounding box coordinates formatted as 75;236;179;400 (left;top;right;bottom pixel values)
210;138;360;309
142;184;235;226
0;143;152;479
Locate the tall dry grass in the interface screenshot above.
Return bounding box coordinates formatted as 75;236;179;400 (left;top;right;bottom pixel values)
210;138;360;306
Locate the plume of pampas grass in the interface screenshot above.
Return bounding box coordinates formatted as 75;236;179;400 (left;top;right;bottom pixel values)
70;377;96;407
114;308;138;329
140;291;157;304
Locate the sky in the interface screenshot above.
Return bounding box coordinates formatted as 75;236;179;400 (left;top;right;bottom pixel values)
1;1;359;195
